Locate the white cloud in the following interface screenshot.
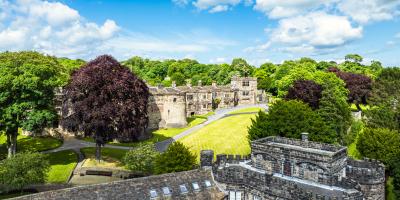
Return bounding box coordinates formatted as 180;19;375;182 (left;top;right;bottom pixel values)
209;57;227;63
1;0;235;60
396;32;400;38
172;0;190;7
243;42;270;52
254;0;331;19
192;0;241;12
338;0;400;24
209;5;229;13
270;12;362;51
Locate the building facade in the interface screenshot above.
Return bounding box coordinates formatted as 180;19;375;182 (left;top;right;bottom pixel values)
147;75;266;130
201;134;385;200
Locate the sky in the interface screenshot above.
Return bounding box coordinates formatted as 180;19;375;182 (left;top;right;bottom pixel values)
0;0;399;66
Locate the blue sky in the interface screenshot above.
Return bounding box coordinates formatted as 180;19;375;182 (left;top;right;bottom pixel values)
0;0;399;66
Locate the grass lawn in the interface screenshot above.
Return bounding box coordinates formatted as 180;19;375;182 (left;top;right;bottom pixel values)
228;107;264;114
81;147;128;169
350;104;371;112
83;114;210;148
0;134;63;160
46;150;78;183
179;114;255;161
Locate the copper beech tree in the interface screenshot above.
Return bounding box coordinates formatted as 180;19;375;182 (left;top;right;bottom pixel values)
61;55;150;160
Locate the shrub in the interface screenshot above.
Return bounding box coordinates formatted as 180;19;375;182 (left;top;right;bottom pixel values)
123;144;159;174
357;127;400;165
154;142;196;174
0;152;50;192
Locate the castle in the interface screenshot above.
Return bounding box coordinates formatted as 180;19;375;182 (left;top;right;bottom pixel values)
15;134;385;200
136;75;266;131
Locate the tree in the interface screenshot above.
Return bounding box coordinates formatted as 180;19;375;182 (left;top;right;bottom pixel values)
0;152;50;192
248;111;269;141
363;106;399;131
231;58;254;77
154;141;196;174
345;54;363;63
357;127;400;165
369;67;400;107
285;80;323;109
248;100;336;143
123;144;159;174
0;51;61;158
61;55;150;160
328;67;372;111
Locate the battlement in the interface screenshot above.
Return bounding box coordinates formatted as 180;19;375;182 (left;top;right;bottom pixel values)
346;158;385;184
252;136;346;155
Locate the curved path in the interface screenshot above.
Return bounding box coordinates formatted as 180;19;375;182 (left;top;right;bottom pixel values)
44;104;268;153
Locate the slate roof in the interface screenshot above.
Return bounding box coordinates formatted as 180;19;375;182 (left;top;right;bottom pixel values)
13;169;225;200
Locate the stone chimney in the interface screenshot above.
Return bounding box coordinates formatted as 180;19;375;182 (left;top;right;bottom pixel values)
198;80;202;87
186;80;192;87
172;81;176;88
301;132;309;142
212;81;217;87
200;150;214;169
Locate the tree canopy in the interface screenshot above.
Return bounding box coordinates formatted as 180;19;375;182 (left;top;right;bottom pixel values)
285;80;323;109
248;100;335;143
61;55;150;160
154;141;196;174
0;51;62;157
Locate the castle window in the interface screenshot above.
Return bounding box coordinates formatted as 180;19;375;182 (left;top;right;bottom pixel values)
229;191;242;200
162;187;171;196
192;182;200;191
187;95;193;100
242;91;249;96
204;180;211;187
173;98;177;102
225;94;230;98
253;195;260;200
149;189;158;199
179;185;188;194
203;104;207;108
203;94;207;99
242;80;249;86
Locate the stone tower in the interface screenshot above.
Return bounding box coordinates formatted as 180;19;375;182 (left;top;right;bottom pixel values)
230;75;258;105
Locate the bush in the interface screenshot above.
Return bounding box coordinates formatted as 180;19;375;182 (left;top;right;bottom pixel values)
248;100;336;143
343;120;364;146
154;142;196;174
0;152;50;192
123;144;159;174
357;127;400;165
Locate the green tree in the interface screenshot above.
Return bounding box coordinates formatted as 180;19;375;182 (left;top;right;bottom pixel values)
345;54;363;63
363;107;399;131
357;127;400;165
0;152;50;192
0;51;61;158
154;142;196;174
248;100;336;143
231;58;254;77
248;111;269;140
123;144;159;174
369;67;400;107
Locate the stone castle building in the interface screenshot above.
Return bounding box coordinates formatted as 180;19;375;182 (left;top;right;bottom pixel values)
15;134;385;200
145;75;266;130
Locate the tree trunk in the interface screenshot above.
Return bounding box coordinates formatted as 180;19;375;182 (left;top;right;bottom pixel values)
95;142;102;161
6;131;17;158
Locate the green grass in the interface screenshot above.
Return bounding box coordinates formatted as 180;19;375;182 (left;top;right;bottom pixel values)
347;141;362;159
228;107;263;114
46;150;78;183
0;134;63;160
350;104;371;112
81;147;128;161
179;114;255;162
83;115;209;148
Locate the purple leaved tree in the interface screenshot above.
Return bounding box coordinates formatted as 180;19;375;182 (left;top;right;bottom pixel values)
61;55;150;160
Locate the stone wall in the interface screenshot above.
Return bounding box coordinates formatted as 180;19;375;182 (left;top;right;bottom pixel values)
346;158;385;200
